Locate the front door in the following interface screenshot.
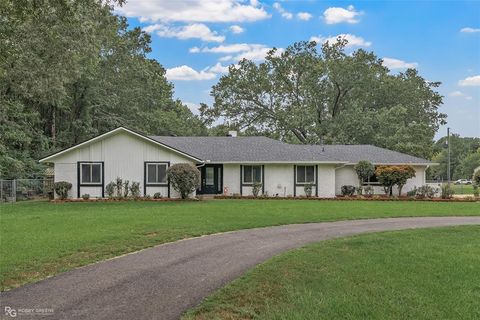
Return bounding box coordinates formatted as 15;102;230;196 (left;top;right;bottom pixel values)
199;164;223;194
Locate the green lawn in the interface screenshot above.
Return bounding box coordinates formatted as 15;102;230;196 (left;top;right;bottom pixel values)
184;226;480;320
452;184;474;195
1;200;479;290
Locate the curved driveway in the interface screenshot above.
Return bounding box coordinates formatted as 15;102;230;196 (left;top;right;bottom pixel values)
1;216;479;320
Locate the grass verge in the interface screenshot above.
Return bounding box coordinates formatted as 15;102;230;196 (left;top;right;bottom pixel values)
184;226;480;320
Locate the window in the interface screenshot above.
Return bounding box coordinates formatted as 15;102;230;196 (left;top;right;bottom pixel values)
296;165;315;184
362;172;379;185
243;165;262;184
146;163;168;184
80;163;102;185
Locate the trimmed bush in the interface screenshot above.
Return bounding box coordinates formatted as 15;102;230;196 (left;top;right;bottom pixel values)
304;183;313;198
105;182;115;198
129;182;140;198
441;183;454;199
54;181;72;200
473;171;480;186
252;182;262;197
354;160;375;190
81;194;90;200
416;185;437;198
153;192;162;199
167;163;201;199
341;185;356;196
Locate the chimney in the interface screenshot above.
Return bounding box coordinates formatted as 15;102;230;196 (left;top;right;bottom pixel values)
227;130;237;137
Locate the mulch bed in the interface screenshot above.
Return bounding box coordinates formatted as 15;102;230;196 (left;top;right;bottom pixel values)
214;195;479;202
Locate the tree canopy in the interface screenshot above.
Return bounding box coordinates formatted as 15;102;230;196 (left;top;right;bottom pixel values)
201;39;446;159
0;0;206;178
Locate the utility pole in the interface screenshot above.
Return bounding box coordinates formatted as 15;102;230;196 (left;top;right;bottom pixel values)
447;127;451;184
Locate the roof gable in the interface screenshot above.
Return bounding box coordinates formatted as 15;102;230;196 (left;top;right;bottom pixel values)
39;127;203;163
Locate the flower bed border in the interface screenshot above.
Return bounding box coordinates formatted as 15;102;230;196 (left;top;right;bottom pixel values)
214;195;479;202
50;198;196;203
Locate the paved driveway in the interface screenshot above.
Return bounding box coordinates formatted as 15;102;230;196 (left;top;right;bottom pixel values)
1;216;479;320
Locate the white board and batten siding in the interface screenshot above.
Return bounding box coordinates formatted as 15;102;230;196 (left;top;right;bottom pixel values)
51;131;196;199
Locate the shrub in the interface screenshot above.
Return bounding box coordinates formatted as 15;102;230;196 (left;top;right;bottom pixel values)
54;181;72;200
406;187;417;197
441;183;455;199
105;182;115;198
153;192;162;199
473;185;479;197
416;185;437;198
252;182;262;197
81;194;90;200
341;185;356;196
356;186;363;196
354;160;375;188
129;182;140;198
123;180;130;198
115;177;123;198
375;165;416;196
304;183;313;198
363;186;374;196
167;163;201;199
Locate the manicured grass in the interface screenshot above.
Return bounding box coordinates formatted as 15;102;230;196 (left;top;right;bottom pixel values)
452;184;474;195
184;226;480;320
1;200;479;290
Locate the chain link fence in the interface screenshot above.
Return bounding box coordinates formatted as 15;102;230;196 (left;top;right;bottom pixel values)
0;179;54;203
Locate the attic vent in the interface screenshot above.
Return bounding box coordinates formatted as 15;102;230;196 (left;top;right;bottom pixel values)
227;130;237;137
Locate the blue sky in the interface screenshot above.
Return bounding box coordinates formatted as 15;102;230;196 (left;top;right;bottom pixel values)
117;0;480;139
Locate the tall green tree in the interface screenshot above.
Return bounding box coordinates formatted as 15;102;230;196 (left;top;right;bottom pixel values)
0;0;206;178
202;39;446;158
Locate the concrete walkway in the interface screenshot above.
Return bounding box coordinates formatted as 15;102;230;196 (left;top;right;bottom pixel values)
1;216;479;320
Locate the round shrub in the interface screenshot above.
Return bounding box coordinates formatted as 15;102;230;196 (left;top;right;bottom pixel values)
81;194;90;200
167;163;201;199
54;181;72;200
153;192;162;199
341;185;356;196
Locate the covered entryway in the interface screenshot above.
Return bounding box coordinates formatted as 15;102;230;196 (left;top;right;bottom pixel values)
198;164;223;194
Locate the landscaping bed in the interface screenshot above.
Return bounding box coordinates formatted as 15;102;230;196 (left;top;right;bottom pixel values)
214;195;479;202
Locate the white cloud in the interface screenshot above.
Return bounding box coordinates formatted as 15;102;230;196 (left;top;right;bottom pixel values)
166;65;217;80
229;25;244;34
273;2;293;20
189;43;283;62
458;75;480;86
449;91;472;100
219;55;234;61
143;23;225;42
382;57;418;69
297;12;312;21
116;0;270;23
323;5;361;24
460;27;480;33
208;62;230;73
309;34;371;47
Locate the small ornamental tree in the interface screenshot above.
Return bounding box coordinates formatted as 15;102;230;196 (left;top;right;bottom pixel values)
54;181;72;200
473;170;480;186
167;163;201;199
375;165;416;196
354;160;375;187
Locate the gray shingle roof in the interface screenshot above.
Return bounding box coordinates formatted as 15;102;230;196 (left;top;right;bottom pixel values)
150;136;432;164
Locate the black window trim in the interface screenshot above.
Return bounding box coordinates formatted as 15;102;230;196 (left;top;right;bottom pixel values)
77;161;105;198
79;162;103;186
145;162;169;186
295;165;316;185
241;165;263;185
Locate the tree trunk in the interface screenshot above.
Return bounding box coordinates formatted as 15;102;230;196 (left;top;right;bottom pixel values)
51;106;56;145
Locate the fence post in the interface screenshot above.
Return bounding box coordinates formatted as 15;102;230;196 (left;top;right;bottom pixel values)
13;179;16;203
1;180;3;201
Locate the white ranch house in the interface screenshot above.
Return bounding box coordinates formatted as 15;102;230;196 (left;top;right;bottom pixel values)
40;127;433;199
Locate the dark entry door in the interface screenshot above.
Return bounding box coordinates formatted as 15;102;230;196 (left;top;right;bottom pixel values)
199;164;223;194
